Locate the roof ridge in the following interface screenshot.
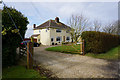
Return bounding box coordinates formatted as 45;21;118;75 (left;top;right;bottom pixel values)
34;19;71;30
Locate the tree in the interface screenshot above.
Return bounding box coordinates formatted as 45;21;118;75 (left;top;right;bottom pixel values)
102;20;119;35
2;6;29;67
88;19;101;31
93;19;101;31
68;14;89;42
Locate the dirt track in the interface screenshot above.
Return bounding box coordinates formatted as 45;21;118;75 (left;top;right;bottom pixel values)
34;46;118;78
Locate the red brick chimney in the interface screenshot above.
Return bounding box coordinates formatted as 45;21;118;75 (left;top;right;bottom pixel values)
55;17;59;23
33;24;36;28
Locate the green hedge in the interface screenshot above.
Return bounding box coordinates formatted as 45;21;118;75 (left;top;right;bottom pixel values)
81;31;120;53
2;6;29;67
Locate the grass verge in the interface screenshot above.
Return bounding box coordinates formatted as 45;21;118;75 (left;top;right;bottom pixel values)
2;66;45;78
46;45;119;60
85;45;120;60
46;44;81;54
2;56;46;79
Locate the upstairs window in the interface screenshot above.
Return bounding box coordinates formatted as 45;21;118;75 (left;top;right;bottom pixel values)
56;29;61;32
66;36;70;41
46;30;47;32
56;37;61;41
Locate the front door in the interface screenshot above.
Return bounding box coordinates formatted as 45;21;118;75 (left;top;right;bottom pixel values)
63;36;65;42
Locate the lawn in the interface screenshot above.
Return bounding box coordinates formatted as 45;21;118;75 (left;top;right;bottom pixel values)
2;66;45;78
46;44;81;54
86;45;120;60
46;45;119;60
2;56;46;79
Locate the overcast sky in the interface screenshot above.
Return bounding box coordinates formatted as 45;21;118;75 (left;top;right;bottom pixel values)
2;1;118;38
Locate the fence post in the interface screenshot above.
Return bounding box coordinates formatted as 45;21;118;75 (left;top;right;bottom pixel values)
19;46;21;58
80;40;83;54
27;42;33;69
82;40;85;55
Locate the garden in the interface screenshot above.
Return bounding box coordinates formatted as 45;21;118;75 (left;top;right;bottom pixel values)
2;57;46;79
46;43;81;54
46;31;120;60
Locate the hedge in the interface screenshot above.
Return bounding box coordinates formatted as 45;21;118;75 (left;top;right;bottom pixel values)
81;31;120;53
2;7;29;67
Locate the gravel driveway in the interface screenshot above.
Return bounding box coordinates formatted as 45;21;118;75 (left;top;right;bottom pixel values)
33;46;119;78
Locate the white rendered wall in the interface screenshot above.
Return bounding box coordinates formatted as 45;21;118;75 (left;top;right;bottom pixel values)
40;28;51;45
50;28;71;45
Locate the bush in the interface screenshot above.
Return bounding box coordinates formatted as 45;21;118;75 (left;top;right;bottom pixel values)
2;6;29;67
81;31;120;53
62;42;69;45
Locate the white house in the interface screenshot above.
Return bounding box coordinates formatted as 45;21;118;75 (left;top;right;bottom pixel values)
32;17;72;45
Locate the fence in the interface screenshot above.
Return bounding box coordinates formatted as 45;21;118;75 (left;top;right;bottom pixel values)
19;46;27;58
61;39;85;55
19;42;34;69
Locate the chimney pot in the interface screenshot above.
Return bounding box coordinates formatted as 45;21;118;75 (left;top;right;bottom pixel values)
33;24;36;28
55;17;59;23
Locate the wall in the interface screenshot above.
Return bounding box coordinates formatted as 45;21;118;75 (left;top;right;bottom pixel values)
33;29;41;43
40;28;51;45
37;35;40;43
50;28;71;45
33;28;72;45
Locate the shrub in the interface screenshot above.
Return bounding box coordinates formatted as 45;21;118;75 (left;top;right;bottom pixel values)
62;42;69;45
2;6;29;67
81;31;120;53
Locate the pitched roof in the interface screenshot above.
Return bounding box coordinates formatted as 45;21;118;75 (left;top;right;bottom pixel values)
34;20;71;30
31;34;40;37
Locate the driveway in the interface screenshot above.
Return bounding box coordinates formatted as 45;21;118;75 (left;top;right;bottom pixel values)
33;46;118;78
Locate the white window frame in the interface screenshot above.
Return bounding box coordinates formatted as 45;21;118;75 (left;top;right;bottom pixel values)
56;29;61;33
56;36;62;42
66;36;70;41
46;29;47;32
39;30;41;33
51;37;54;42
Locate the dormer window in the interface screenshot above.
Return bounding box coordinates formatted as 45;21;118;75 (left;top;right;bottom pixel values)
56;29;61;32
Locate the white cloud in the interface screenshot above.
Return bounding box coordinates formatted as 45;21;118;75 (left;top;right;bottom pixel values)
25;24;33;38
3;2;118;38
59;6;77;17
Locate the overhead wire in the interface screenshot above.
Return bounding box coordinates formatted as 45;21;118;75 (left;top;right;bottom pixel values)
2;1;37;66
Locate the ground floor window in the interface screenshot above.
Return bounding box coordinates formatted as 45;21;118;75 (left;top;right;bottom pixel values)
51;38;54;42
56;36;61;41
38;39;40;42
66;36;70;41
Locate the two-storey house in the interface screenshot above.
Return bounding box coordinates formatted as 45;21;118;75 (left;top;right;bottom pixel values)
32;17;72;45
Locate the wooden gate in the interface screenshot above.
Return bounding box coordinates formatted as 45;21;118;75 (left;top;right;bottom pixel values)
61;39;85;55
19;42;34;69
19;46;27;58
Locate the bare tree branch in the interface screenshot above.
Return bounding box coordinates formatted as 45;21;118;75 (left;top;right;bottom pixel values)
68;14;89;42
93;19;101;31
102;20;119;35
